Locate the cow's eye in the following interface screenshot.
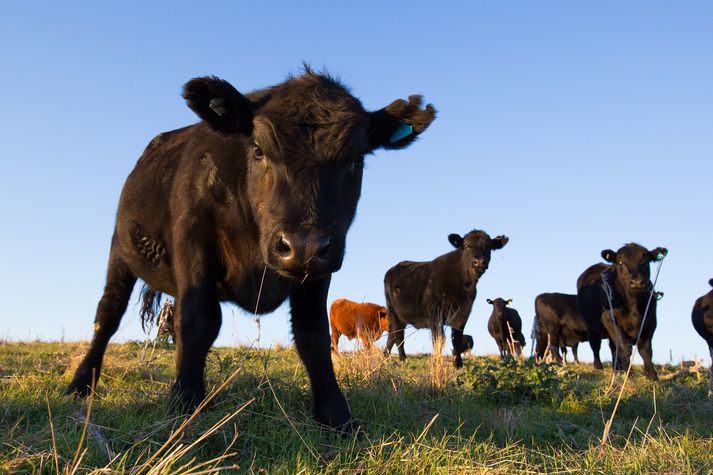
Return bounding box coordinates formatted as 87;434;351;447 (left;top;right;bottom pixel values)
252;143;265;160
617;261;624;265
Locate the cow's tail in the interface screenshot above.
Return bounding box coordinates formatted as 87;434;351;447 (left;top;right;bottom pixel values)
139;284;163;332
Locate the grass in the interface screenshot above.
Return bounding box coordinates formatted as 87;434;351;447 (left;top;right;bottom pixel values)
1;339;712;474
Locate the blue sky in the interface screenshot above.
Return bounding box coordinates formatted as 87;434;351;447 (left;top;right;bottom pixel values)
1;2;711;364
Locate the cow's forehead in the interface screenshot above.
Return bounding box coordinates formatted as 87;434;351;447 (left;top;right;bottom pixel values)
255;75;370;161
463;230;491;249
617;243;648;262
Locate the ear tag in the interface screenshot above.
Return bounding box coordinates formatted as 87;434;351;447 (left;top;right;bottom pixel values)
507;299;513;305
209;98;226;117
655;252;665;261
656;292;664;301
389;124;413;143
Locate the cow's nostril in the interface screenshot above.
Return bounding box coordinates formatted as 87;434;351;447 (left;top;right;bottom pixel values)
276;235;292;258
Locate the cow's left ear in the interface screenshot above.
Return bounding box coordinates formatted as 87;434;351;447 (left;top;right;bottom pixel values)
367;95;436;151
448;233;463;248
490;235;509;250
507;299;513;305
649;247;668;262
601;249;617;263
486;298;494;305
183;76;254;136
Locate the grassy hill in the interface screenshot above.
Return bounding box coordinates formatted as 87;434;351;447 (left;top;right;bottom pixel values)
1;340;712;473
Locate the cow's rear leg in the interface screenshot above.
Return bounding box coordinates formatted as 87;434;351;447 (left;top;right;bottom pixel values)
330;323;341;353
67;247;136;396
385;313;406;361
451;327;464;368
572;343;580;364
590;337;603;370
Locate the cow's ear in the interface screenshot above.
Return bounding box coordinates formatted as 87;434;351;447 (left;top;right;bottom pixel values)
490;235;509;250
601;249;617;263
507;299;513;305
367;95;436;151
183;76;253;135
448;233;463;248
486;298;493;305
655;291;664;301
649;247;668;262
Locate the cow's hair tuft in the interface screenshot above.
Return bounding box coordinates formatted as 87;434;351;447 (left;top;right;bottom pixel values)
139;284;163;333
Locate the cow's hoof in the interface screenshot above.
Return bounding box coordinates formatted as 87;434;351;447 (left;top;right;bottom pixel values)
315;393;352;436
66;369;95;398
645;371;659;381
168;384;204;414
593;361;604;370
454;359;463;369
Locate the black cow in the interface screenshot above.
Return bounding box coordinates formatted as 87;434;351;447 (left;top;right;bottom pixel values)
692;278;713;397
383;230;508;367
533;293;588;363
66;69;436;432
576;243;666;380
486;298;526;359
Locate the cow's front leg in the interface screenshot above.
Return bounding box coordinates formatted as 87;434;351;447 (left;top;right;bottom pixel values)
170;228;222;413
290;276;352;433
637;338;658;381
451;327;464;368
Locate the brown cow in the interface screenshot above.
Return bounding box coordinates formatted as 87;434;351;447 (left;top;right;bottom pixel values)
330;299;389;352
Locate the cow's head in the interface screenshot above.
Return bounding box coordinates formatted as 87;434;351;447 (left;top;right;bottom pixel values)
601;243;667;292
486;297;512;315
377;306;390;333
183;71;436;281
448;230;508;286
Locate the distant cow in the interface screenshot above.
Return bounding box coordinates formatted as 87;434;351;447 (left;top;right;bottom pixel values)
691;278;713;397
486;298;526;359
66;69;436;433
534;293;588;363
576;243;667;380
330;299;389;351
461;334;475;355
384;230;508;368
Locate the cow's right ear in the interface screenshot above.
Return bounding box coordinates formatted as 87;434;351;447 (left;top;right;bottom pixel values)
486;298;494;305
183;76;254;136
448;233;463;248
601;249;617;263
490;235;509;250
367;95;436;151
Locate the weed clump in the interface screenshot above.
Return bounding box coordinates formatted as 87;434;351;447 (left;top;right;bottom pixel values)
458;358;566;403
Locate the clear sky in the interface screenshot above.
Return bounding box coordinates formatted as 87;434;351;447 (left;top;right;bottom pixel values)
1;2;711;364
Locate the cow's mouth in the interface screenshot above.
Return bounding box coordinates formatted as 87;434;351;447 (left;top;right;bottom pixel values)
274;267;330;283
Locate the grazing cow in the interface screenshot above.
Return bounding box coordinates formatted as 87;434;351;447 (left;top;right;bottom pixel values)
66;69;436;432
533;293;588;363
576;243;667;380
329;299;389;351
384;230;508;368
691;278;713;397
486;298;526;359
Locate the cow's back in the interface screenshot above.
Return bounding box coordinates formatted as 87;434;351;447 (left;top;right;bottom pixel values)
384;261;433;328
330;299;381;339
576;263;609;334
692;290;713;345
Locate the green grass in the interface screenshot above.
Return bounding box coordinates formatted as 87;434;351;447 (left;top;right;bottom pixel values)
1;340;712;474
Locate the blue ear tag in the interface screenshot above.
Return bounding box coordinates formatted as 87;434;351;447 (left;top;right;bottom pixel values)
656;292;664;301
389;124;413;143
656;252;665;261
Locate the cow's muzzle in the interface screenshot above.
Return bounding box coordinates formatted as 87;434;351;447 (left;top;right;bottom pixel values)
267;229;343;280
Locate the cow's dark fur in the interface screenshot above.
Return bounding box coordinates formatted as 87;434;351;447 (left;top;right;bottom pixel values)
66;70;436;432
533;293;588;363
486;298;526;359
691;278;713;397
576;243;666;380
383;230;508;368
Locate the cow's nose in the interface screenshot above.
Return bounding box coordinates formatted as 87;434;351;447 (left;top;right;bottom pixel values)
629;279;645;289
273;231;335;273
